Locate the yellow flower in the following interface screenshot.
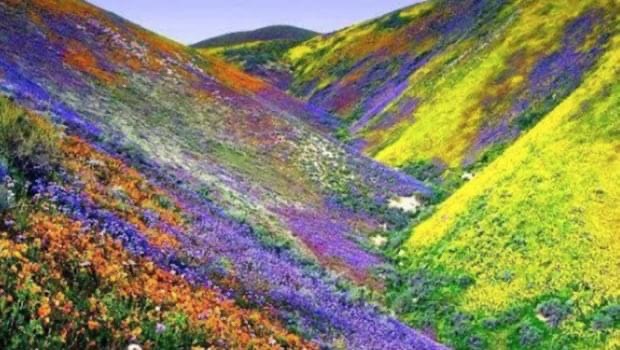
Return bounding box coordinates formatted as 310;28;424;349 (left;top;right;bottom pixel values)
37;302;51;319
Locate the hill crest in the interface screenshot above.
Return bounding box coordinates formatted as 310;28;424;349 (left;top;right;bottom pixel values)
192;25;319;48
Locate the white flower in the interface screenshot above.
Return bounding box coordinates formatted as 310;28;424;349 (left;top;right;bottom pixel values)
388;195;421;213
127;344;143;350
371;235;388;247
462;172;475;181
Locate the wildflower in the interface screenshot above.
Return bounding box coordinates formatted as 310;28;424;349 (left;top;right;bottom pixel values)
127;344;142;350
37;302;52;319
462;172;475;181
131;326;142;338
155;322;166;334
87;320;100;330
371;235;388;247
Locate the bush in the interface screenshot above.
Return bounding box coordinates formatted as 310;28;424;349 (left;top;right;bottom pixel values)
592;304;620;331
536;298;571;327
518;324;543;347
0;97;60;178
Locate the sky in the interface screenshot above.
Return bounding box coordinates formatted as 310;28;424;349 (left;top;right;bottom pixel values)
88;0;423;45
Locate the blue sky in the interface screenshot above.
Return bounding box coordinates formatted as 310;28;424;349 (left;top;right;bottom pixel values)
88;0;422;44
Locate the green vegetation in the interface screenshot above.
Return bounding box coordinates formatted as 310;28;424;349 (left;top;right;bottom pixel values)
192;25;318;49
0;97;60;178
217;40;298;69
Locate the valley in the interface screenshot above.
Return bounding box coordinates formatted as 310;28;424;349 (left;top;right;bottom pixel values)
0;0;618;349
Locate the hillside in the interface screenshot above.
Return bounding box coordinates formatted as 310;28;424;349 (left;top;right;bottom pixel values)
1;0;619;349
192;25;319;48
0;97;315;349
395;34;620;349
200;40;301;90
195;26;319;90
226;0;617;190
0;1;442;349
207;0;620;348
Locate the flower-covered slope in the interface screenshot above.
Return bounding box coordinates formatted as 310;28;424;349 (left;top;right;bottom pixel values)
0;98;314;349
393;34;620;349
0;0;444;349
0;0;432;285
201;40;304;91
221;0;617;183
0;94;444;349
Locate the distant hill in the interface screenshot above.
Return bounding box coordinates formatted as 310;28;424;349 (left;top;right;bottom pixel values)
192;25;319;48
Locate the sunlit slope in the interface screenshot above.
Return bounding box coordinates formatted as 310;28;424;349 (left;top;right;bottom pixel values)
396;35;620;349
0;1;444;348
194;26;319;89
0;0;428;285
286;0;617;174
0;97;313;349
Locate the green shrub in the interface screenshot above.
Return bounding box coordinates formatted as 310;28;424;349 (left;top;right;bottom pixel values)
517;323;544;348
0;97;60;178
592;303;620;331
0;185;11;212
536;298;571;327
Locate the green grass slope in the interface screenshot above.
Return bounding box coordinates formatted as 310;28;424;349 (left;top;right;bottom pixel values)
390;34;620;349
192;25;318;48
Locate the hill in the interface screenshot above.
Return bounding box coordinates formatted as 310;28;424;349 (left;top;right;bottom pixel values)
0;1;441;349
223;0;617;195
395;35;619;349
191;25;319;48
1;0;619;349
194;26;319;89
200;40;300;90
207;0;620;348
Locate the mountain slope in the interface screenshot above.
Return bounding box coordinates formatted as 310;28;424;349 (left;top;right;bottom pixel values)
0;1;442;348
250;0;617;186
393;34;620;349
0;0;426;285
192;25;319;48
195;26;319;90
200;40;301;90
208;0;620;348
0;97;314;349
3;0;618;349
